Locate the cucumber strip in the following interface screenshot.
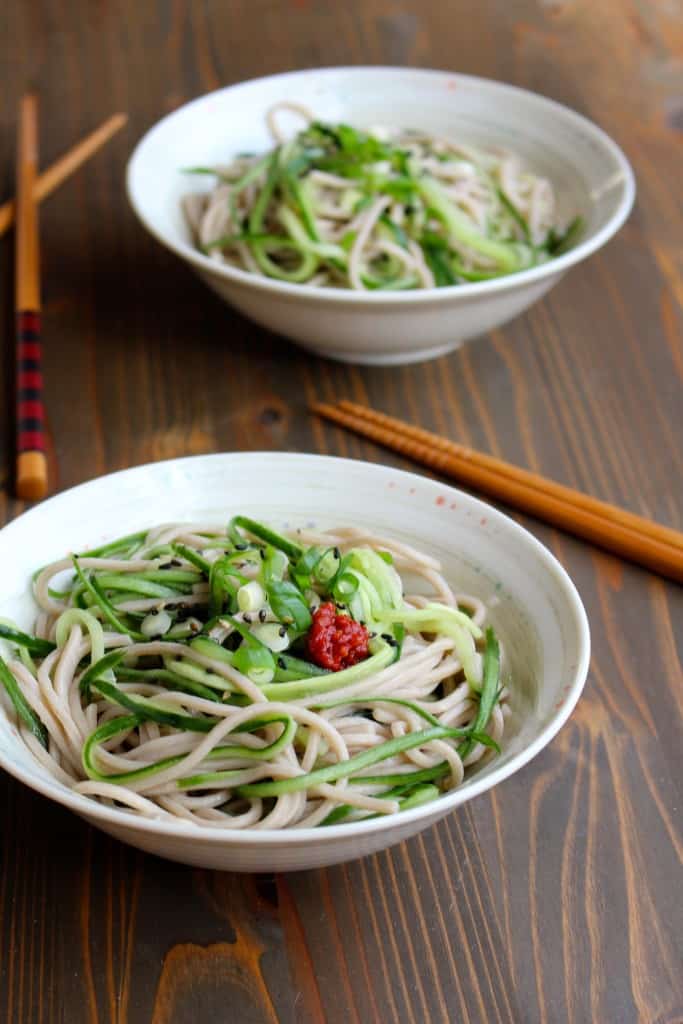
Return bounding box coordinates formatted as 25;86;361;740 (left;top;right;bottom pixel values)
75;530;148;559
312;695;440;728
321;783;441;826
92;574;179;599
79;648;126;698
172;544;212;575
237;724;469;798
458;626;500;759
229;516;303;560
177;718;298;788
273;654;329;682
0;624;55;657
72;559;144;640
163;656;236;693
418;175;523;272
116;666;220;703
261;640;394;700
55;609;105;665
83;713;295;785
497;187;532;244
0;656;48;747
90;675;219;732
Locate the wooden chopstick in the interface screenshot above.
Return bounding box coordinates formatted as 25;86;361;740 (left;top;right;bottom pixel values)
0;112;127;238
15;94;48;501
337;400;683;552
311;401;683;584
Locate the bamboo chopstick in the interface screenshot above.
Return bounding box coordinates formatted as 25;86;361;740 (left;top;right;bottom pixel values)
337;401;683;552
0;112;127;238
15;94;48;501
311;401;683;584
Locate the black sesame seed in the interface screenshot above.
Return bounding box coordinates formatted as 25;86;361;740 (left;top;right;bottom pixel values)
234;542;248;551
333;547;341;559
277;657;286;669
243;613;252;624
381;633;393;642
258;609;267;623
278;625;287;637
259;549;265;560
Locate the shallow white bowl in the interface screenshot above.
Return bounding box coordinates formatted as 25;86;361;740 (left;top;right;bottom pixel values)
127;66;635;365
0;453;589;871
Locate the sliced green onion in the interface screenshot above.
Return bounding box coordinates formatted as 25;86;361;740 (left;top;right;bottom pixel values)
140;609;173;638
237;580;266;612
221;615;276;685
251;622;290;653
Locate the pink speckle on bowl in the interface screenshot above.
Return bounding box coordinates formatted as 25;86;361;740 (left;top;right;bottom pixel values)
436;496;446;506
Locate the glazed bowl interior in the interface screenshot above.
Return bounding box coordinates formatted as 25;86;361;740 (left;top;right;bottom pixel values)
0;453;590;870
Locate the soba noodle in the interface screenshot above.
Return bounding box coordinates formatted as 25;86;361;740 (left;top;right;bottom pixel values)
182;101;582;291
0;518;509;829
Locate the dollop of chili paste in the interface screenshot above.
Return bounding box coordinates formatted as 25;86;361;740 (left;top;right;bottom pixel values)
307;602;370;671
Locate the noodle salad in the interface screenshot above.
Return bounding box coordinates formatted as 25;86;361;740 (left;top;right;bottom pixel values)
183;103;582;291
0;517;509;830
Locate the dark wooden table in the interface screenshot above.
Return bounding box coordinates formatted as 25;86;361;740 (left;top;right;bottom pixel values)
1;3;682;1022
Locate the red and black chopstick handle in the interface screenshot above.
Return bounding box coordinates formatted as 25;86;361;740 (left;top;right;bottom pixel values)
16;310;48;499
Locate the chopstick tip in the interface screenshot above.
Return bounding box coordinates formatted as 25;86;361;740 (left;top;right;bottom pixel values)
16;452;48;502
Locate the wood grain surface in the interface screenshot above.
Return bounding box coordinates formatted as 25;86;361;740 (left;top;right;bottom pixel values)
1;2;681;1022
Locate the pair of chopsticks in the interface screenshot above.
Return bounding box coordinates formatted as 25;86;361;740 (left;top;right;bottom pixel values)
312;400;683;584
10;101;127;501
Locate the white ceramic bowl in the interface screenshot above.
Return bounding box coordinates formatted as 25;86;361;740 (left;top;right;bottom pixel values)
0;453;589;871
127;66;635;365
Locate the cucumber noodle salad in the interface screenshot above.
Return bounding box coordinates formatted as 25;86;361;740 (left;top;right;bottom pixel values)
0;517;509;830
182;101;583;291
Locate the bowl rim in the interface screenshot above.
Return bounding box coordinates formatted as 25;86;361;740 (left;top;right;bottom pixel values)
126;64;636;306
0;451;591;845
